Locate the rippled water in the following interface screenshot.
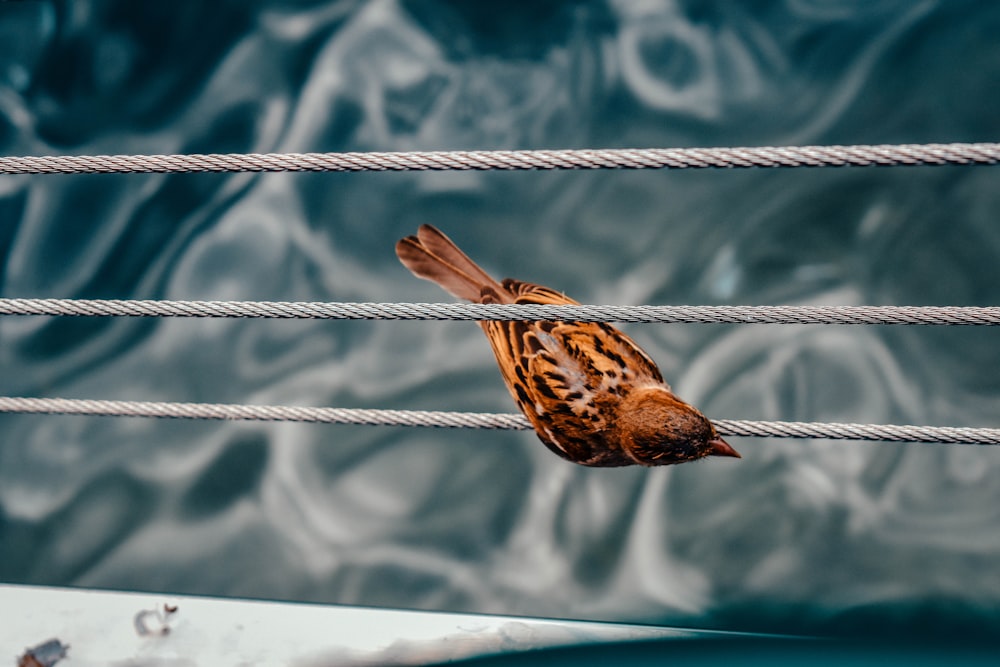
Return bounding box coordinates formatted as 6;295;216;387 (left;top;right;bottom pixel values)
1;0;999;639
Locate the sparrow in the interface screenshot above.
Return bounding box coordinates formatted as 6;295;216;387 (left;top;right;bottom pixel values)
396;224;739;467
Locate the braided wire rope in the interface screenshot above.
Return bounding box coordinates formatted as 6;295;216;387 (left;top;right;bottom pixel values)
1;142;997;175
3;142;996;443
0;397;995;445
0;298;998;324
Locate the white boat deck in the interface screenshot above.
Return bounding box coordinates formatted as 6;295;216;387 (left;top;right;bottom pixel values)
3;584;712;666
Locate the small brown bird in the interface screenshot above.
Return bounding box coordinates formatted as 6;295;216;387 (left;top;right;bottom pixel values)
396;225;739;467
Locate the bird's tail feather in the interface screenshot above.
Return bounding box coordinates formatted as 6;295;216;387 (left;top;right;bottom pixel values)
396;225;506;302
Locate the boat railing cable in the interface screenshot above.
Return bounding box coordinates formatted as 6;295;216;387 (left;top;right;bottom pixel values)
0;299;997;445
0;299;999;325
1;142;997;175
0;397;997;446
2;141;997;445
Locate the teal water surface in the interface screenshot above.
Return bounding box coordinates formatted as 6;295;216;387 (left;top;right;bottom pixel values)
1;0;999;641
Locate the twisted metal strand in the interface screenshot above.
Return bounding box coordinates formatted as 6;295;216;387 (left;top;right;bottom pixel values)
712;419;1000;445
1;143;997;175
0;397;996;445
0;298;998;325
0;397;532;430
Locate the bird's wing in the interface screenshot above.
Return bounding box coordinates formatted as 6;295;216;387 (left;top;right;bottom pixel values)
502;278;665;387
500;278;580;306
479;279;667;464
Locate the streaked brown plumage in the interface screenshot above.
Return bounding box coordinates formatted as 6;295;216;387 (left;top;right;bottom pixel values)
396;225;740;467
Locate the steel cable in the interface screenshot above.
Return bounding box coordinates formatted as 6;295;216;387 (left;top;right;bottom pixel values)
1;142;997;175
4;142;997;443
0;299;998;325
0;397;995;445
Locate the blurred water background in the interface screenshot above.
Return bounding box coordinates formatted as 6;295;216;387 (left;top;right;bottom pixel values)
0;0;998;640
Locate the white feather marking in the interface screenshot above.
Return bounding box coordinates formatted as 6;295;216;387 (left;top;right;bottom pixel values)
534;330;589;394
542;427;566;453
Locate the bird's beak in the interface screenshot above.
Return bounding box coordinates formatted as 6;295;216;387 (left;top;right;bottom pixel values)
707;437;741;458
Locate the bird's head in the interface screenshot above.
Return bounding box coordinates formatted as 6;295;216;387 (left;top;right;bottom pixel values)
616;387;740;466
